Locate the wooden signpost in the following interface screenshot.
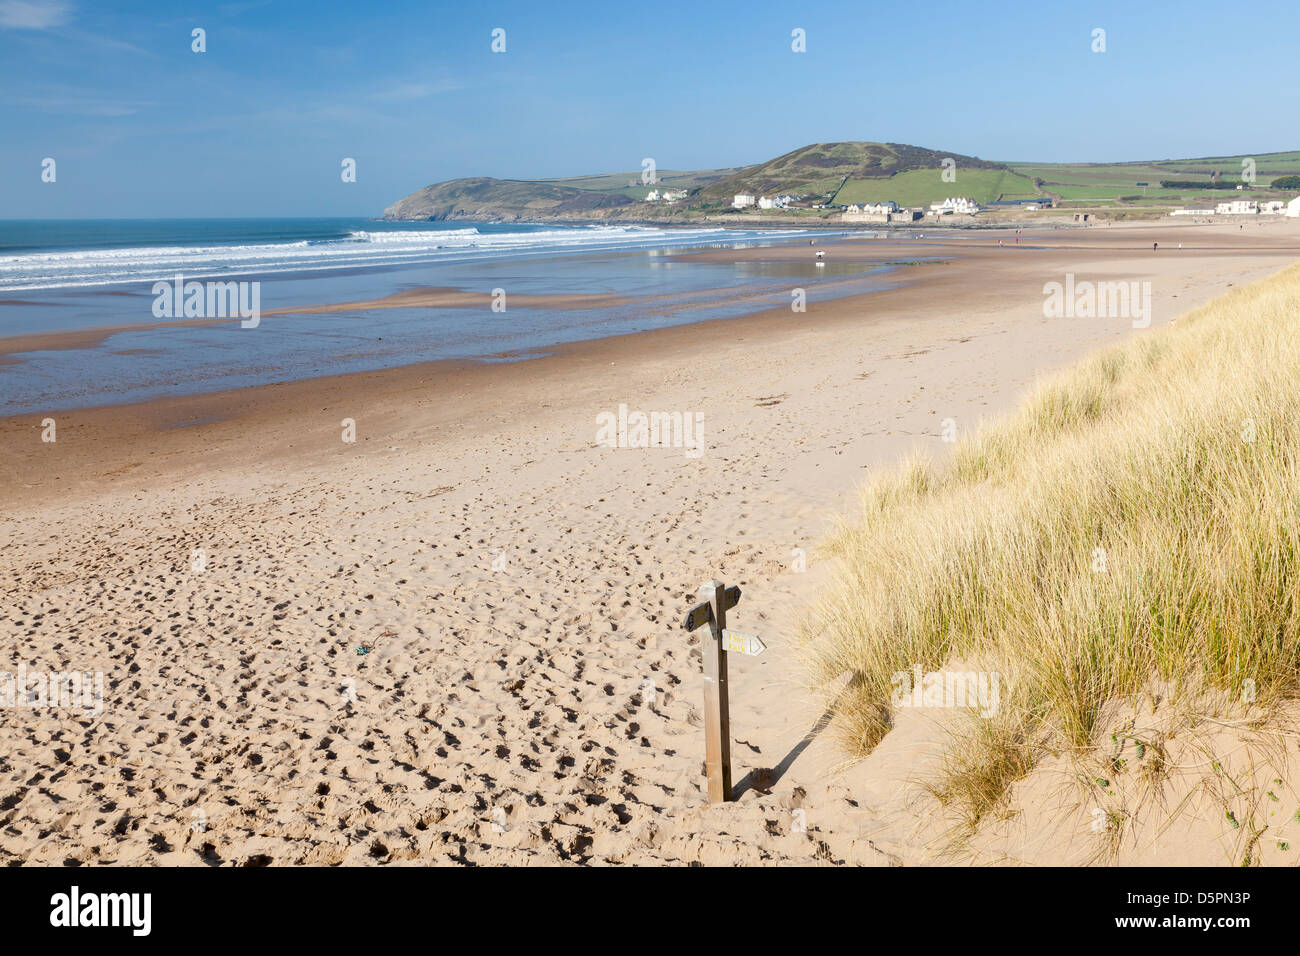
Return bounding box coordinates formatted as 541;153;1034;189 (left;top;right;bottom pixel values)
682;579;764;803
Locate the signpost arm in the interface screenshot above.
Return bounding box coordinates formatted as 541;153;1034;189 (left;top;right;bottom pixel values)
700;579;732;803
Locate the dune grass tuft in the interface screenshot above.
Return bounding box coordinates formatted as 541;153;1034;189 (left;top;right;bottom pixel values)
801;262;1300;826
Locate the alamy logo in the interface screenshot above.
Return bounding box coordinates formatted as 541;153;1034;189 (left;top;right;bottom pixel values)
0;664;103;717
891;666;1000;717
1043;273;1151;328
49;886;151;936
595;403;704;458
152;273;261;328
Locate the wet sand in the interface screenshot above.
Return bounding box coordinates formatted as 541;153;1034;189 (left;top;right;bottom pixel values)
0;288;639;358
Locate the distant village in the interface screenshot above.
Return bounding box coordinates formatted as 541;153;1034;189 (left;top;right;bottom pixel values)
1171;197;1300;217
726;192;1003;221
640;183;1300;221
639;185;1012;219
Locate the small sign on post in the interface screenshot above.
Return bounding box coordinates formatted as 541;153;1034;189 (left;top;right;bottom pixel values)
682;579;762;803
722;629;766;657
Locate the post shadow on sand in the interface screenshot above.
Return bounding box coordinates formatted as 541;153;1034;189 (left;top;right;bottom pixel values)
732;704;836;799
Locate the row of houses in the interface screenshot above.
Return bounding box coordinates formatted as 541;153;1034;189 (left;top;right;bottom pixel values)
842;201;919;223
730;192;1055;219
732;193;798;209
1170;197;1300;217
845;197;989;219
839;197;992;222
645;188;688;203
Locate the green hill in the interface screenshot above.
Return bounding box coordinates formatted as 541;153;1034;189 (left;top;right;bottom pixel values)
696;141;1009;205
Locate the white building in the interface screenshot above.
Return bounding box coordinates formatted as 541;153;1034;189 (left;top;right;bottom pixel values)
1260;200;1286;214
844;201;897;214
733;193;756;209
1170;208;1214;216
843;201;914;223
645;189;661;202
929;197;981;215
662;188;687;202
758;196;776;209
1214;200;1258;215
775;194;797;207
1287;196;1300;218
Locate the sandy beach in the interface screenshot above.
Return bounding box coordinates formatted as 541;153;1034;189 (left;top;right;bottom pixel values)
3;218;1298;865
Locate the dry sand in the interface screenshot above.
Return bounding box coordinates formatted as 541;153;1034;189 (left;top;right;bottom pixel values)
2;218;1298;865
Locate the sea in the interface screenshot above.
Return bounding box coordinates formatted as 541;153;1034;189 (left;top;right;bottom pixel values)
0;218;903;414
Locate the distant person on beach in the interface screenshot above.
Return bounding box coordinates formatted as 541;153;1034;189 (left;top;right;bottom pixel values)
1153;242;1158;251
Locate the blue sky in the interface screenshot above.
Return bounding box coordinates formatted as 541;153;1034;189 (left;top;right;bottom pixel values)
3;0;1299;218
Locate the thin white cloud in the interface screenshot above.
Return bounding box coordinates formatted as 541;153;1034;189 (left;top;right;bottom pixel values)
0;0;72;29
61;26;153;56
370;79;466;101
15;86;154;116
216;0;272;15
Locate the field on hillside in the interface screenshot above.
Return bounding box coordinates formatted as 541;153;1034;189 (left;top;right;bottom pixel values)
1010;163;1175;187
539;167;746;200
1170;151;1300;178
832;168;1041;207
802;262;1300;854
1009;153;1300;207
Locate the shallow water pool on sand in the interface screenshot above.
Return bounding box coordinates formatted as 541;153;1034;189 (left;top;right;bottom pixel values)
0;240;913;414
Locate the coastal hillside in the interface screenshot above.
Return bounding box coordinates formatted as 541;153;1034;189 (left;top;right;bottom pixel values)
383;143;1300;222
382;141;1008;221
534;165;748;201
381;177;636;221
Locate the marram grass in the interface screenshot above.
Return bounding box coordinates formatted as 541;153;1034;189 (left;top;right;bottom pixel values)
800;262;1300;825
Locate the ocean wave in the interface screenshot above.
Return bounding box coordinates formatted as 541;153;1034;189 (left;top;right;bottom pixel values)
344;228;482;242
0;224;829;292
